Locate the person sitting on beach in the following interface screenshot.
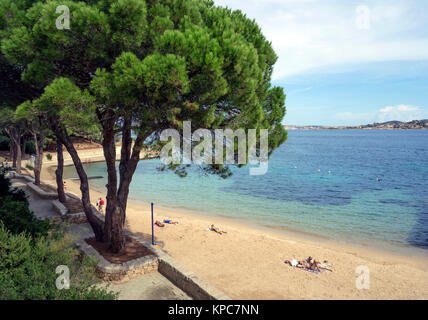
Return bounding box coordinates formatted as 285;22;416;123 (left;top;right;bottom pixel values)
155;220;165;227
163;219;178;224
307;257;321;272
63;181;67;190
210;224;227;235
296;259;311;270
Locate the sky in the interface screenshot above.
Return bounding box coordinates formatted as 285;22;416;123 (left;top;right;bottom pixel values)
214;0;428;126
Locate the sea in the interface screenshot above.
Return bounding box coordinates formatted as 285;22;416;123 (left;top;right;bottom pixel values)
63;130;428;254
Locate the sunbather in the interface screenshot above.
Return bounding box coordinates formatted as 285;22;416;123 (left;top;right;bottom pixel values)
285;257;333;272
155;220;165;227
210;224;227;234
316;261;333;272
163;219;178;224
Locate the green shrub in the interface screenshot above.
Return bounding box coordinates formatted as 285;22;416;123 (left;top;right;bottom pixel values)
25;140;36;155
0;168;12;196
0;169;27;202
0;223;117;300
25;164;34;171
0;167;117;300
0;196;52;239
0;169;51;239
0;134;10;150
46;153;53;161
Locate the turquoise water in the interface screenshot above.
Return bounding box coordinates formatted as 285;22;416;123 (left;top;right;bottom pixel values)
64;130;428;251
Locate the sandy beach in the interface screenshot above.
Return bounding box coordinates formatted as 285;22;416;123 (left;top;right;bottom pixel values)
40;155;428;300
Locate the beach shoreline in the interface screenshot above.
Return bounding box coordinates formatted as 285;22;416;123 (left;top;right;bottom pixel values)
41;157;428;300
58;160;427;260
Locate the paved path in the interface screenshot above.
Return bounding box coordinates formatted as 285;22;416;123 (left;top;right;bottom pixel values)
11;179;59;220
108;272;191;300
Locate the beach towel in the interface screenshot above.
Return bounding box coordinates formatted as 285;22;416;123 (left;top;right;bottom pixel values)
301;267;325;274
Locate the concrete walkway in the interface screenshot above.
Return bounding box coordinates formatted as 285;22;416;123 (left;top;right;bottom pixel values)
108;272;191;300
11;179;60;220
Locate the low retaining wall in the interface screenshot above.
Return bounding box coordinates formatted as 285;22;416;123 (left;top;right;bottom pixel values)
51;193;99;224
51;200;67;217
10;172;34;183
27;182;58;200
75;238;158;283
157;256;230;300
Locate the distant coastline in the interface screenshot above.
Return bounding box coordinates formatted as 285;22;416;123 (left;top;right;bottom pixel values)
285;119;428;130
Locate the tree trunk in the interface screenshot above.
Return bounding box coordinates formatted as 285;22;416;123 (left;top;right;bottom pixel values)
15;134;21;174
12;128;22;174
9;133;15;164
55;125;104;241
11;134;17;168
117;131;148;225
55;139;66;203
21;135;27;157
32;131;43;186
118;117;132;223
6;128;22;174
100;111;125;253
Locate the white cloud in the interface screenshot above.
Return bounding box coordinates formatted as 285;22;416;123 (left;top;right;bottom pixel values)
378;104;426;122
214;0;428;80
334;104;428;124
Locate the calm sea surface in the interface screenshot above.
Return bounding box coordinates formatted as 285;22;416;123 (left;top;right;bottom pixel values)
64;130;428;252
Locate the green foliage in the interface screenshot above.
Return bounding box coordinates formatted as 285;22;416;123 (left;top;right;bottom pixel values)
46;153;52;160
0;167;26;202
0;168;117;300
2;0;286;127
25;140;35;154
0;132;9;150
25;163;34;171
0;223;118;300
0;0;34;37
33;77;100;136
1;0;287;176
0;106;17;130
0;169;51;239
0;195;52;239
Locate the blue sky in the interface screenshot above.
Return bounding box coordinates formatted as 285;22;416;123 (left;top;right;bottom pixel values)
215;0;428;126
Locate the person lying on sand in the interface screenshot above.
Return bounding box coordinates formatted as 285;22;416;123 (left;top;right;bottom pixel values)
163;219;178;224
155;220;165;227
316;261;333;272
285;257;333;272
210;224;227;235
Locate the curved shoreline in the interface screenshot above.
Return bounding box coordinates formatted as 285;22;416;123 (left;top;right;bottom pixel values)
60;159;427;259
41;157;428;299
